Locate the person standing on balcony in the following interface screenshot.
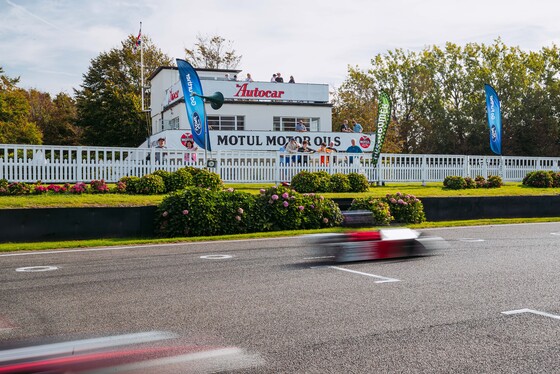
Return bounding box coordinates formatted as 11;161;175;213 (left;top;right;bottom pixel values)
289;75;295;83
340;120;352;132
245;73;254;82
295;119;307;132
271;73;277;82
155;137;167;163
352;119;363;133
275;73;284;82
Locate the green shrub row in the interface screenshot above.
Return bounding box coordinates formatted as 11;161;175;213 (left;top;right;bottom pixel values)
349;192;426;225
290;171;369;193
155;185;344;237
522;170;560;188
443;175;503;190
0;167;223;196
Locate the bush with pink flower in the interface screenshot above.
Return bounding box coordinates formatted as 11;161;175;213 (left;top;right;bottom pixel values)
383;192;426;223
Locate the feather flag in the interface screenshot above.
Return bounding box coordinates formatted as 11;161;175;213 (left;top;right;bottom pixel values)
484;84;502;155
372;91;392;167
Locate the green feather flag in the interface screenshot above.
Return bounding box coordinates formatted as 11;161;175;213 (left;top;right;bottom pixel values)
372;91;392;167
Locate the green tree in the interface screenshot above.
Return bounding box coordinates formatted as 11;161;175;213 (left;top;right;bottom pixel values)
0;67;43;144
185;34;242;69
27;90;80;145
75;35;172;146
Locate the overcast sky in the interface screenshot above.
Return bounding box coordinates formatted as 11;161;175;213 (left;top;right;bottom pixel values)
2;0;560;96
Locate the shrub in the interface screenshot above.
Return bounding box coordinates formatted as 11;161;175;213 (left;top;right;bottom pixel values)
215;189;268;235
523;170;553;188
330;173;350;192
7;182;31;195
0;179;8;195
137;174;165;195
166;168;193;192
151;170;173;192
443;176;467;190
89;179;109;193
464;177;476;189
475;175;487;188
156;187;220;237
314;171;331;193
551;172;560;187
70;182;88;194
186;167;223;191
347;172;369;192
348;197;393;225
291;171;321;193
486;175;503;188
119;176;141;194
383;192;426;224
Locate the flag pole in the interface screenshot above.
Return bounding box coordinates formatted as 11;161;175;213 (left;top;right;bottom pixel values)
140;21;144;112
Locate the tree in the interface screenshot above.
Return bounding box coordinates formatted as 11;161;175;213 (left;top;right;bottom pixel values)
0;67;43;144
27;90;80;145
334;40;560;156
75;35;172;146
184;34;242;69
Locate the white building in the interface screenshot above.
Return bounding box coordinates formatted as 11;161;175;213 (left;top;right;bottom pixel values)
146;66;375;151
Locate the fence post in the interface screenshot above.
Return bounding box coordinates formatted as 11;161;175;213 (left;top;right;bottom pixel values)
76;146;82;182
421;155;426;186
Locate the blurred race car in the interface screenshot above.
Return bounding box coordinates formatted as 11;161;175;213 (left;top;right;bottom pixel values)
308;228;444;263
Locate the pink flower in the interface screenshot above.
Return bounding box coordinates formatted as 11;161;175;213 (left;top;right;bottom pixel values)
319;196;324;200
398;199;404;205
227;187;234;192
235;215;241;221
282;192;289;199
182;210;189;215
298;205;304;211
162;211;168;217
310;204;315;209
271;194;279;200
259;189;266;194
237;207;244;214
322;218;329;224
283;201;289;207
390;198;397;204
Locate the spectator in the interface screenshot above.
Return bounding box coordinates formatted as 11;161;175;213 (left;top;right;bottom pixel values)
184;139;198;164
346;139;363;164
271;74;277;82
340;120;352;132
317;142;331;165
232;74;238;81
284;137;300;164
295;119;307;132
155;137;167;163
327;141;338;163
289;75;295;83
352;119;363;133
245;73;253;82
275;73;284;82
298;140;315;164
225;73;230;80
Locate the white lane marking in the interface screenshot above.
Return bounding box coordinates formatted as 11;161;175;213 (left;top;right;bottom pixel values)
15;266;58;272
550;232;560;236
303;256;335;260
200;255;233;260
458;238;485;242
502;308;560;320
328;266;400;283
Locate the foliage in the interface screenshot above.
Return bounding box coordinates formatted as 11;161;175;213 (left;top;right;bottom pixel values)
475;175;487;188
74;35;172;146
464;177;476;189
314;171;331;192
151;170;173;192
486;175;503;188
334;40;560;156
291;171;321;193
522;170;554;188
330;173;351;192
348;197;393;225
443;176;467;190
89;179;109;193
184;34;242;69
347;172;369;192
186;167;223;190
137;174;165;195
165;168;193;192
119;176;141;194
383;192;426;223
0;68;43;145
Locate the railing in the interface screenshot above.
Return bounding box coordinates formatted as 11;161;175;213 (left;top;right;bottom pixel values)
1;143;559;184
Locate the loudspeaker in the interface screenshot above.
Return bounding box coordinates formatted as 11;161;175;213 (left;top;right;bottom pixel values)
192;92;224;110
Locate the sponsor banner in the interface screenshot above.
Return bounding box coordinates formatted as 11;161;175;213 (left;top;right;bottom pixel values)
148;130;376;151
176;59;211;151
484;84;502;155
200;80;329;102
372;91;392;166
165;81;182;106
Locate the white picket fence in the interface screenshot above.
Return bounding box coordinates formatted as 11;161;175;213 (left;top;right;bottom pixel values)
1;144;559;184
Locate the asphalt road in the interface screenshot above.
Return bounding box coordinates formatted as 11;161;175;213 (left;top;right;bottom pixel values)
0;223;559;373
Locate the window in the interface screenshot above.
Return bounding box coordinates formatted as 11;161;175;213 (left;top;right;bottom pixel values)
273;117;319;131
207;115;245;130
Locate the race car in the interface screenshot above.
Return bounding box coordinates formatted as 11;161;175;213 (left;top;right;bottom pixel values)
308;228;444;263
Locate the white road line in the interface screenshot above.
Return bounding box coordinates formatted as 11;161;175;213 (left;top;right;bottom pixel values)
200;255;233;260
15;266;58;272
502;308;560;320
328;266;400;283
303;256;335;260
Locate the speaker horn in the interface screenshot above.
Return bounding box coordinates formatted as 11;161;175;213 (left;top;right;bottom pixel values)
192;91;224;110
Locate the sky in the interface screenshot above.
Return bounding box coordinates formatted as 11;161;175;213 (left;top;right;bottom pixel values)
1;0;560;97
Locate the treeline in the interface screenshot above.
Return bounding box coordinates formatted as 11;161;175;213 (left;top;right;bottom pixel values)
333;39;560;157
